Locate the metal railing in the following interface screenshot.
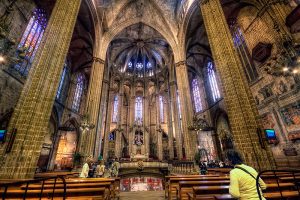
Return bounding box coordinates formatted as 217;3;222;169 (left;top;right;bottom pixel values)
1;175;66;200
256;169;300;200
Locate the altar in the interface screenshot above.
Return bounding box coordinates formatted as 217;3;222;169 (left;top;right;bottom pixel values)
130;153;149;161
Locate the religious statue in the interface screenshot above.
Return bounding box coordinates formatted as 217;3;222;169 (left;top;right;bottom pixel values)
134;130;143;145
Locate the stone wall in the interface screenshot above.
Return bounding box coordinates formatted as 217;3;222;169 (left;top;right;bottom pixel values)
236;6;300;167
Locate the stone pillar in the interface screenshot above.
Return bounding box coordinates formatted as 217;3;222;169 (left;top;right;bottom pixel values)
103;88;114;160
200;0;275;170
144;87;150;155
115;81;124;158
0;0;81;179
169;68;183;159
82;57;105;159
175;61;197;160
166;93;174;160
156;93;163;161
129;86;136;155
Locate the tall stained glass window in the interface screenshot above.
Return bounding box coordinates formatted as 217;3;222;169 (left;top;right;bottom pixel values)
112;95;119;122
72;74;84;112
159;96;164;123
15;9;47;76
135;96;143;122
207;62;221;102
231;25;258;83
192;79;202;112
56;64;67;99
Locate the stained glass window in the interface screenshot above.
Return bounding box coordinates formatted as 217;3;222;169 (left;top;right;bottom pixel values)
72;74;84;112
207;62;221;102
15;9;47;76
109;132;115;141
135;96;143;122
136;63;143;70
147;62;152;69
112;95;119;122
231;25;258;83
128;62;132;68
192;79;202;112
56;64;67;99
159;96;164;123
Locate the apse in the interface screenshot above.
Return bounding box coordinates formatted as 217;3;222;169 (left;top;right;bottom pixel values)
107;23;171;79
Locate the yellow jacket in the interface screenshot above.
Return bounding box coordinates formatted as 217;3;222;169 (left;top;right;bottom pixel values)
229;164;267;200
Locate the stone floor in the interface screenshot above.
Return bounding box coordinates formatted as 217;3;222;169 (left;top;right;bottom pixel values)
119;191;165;200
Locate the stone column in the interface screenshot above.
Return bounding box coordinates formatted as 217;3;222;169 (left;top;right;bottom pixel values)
129;85;136;156
82;57;105;159
169;68;183;159
0;0;81;179
200;0;275;170
166;93;174;160
102;88;114;160
175;61;197;160
156;93;163;161
144;86;150;155
115;81;124;158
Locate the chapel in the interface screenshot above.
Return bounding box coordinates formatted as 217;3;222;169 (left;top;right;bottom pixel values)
0;0;299;199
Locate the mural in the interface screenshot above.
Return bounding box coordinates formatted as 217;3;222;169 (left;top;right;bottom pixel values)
279;102;300;132
261;113;276;129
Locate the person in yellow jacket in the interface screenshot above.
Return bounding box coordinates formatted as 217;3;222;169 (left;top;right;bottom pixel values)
227;150;267;200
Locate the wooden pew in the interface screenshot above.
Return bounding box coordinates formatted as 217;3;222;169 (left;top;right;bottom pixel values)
0;187;107;199
192;185;229;200
34;172;79;179
191;183;298;200
165;175;220;199
214;191;300;200
168;176;229;200
179;180;230;200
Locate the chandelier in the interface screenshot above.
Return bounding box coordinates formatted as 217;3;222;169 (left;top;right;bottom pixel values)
188;116;212;131
79;114;95;131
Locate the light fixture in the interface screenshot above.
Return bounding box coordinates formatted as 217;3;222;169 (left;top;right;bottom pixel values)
0;55;5;63
188;116;213;132
80;114;95;132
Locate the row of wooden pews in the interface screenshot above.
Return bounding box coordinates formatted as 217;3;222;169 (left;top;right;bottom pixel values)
0;173;120;200
165;169;300;200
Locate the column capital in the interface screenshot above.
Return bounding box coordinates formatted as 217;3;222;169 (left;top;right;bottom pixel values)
169;81;176;86
175;60;186;67
93;57;105;64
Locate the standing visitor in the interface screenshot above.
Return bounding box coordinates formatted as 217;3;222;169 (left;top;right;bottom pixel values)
96;160;105;178
111;157;120;177
79;158;93;178
199;162;207;175
227;150;267;200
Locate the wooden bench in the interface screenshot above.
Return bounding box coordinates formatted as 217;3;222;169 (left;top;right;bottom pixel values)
0;187;107;199
168;176;229;200
214;191;300;200
178;180;230;200
165;175;220;199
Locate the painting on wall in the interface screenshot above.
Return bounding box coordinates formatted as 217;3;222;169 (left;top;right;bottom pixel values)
279;102;300;132
261;113;276;130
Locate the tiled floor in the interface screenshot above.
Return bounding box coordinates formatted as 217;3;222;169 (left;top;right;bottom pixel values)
119;191;165;200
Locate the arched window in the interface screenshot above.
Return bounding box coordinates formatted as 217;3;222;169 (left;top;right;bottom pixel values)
230;24;258;83
72;74;84;112
56;64;67;100
207;62;221;102
15;9;47;76
192;78;202;112
112;95;119;122
159;96;164;123
135;96;143;122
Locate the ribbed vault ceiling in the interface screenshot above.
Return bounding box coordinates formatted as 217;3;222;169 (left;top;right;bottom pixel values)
108;23;171;78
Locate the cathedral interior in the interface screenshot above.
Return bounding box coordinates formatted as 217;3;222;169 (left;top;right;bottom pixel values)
0;0;300;198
